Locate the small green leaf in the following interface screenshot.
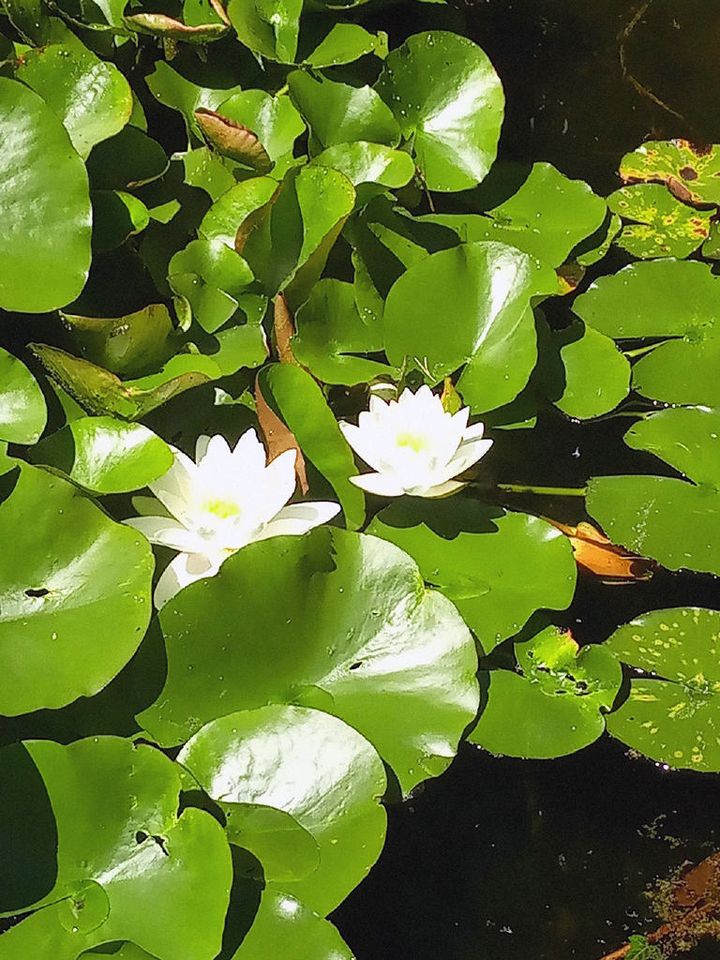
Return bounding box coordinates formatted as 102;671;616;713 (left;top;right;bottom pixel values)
33;416;173;494
288;70;400;149
0;347;47;445
169;238;254;333
375;31;504;192
311;141;415;189
60;304;174;377
0;78;91;313
304;23;387;67
17;32;133;159
146;60;243;135
87;126;169;191
227;0;303;62
470;626;622;759
92;191;150;252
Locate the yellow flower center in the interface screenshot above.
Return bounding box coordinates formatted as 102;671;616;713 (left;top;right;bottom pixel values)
204;499;241;520
395;432;430;454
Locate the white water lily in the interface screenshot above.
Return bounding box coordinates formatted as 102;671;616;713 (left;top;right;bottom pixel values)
126;429;340;608
339;385;493;498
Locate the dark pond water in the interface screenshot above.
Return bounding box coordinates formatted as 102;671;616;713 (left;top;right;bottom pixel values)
335;2;720;957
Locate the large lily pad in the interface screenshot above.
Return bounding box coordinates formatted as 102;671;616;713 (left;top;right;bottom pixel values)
383;241;557;412
624;406;720;487
375;31;504;192
139;528;479;796
0;738;231;959
0;347;47;445
179;705;387;914
605;607;720;772
16;32;133;159
632;337;720;407
421;163;606;266
470;626;622;759
0;464;153;715
0;78;91;312
368;497;576;652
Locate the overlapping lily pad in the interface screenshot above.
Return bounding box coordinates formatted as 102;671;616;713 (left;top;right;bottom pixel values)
605;608;720;772
0;464;153;714
619;139;720;206
607;184;711;259
139;528;479;795
0;737;232;958
179;704;387;914
470;626;622;758
368;497;576;651
0;347;47;445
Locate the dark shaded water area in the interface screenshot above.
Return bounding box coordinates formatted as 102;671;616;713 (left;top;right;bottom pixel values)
335;2;720;958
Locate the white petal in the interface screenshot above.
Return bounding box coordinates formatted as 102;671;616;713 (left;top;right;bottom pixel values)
149;450;198;522
369;395;388;415
232;427;267;473
255;501;341;541
339;421;386;472
349;472;407;497
462;421;486;441
451;406;470;433
195;434;212;462
414;479;466;498
256;448;297;522
124;516;203;553
154;552;220;609
441;437;494;479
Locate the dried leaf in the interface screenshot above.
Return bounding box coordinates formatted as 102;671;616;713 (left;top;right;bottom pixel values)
254;373;308;493
273;293;299;366
195;109;272;172
546;519;656;581
124;13;230;42
440;377;462;414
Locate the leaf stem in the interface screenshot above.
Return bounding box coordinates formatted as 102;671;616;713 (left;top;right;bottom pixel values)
495;482;587;497
623;342;663;358
275;83;289;97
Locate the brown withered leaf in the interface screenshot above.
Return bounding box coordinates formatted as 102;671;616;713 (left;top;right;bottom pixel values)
208;0;231;26
195;109;272;172
273;293;299;366
546;519;656;581
124;13;229;42
254;374;308;493
556;262;586;295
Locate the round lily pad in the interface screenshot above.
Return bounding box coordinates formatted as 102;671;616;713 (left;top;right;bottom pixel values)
179;705;387;914
0;347;47;445
139;528;479;796
0;464;154;714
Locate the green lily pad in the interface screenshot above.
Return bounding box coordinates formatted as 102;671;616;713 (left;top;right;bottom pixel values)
574;258;720;339
146;60;243;135
587;475;720;576
537;319;631;420
139;528;479;796
16;32;133;159
169;238;254;333
605;607;720;771
0;464;153;714
179;705;387;914
619;139;720;206
257;363;365;529
232;889;353;959
375;31;504;192
288;71;400;149
292;278;390;385
421;163;606;266
213;90;305;163
0;347;47;445
304;23;387;67
632;337;720;407
624;406;720;487
200;176;279;250
31;346;221;420
575;211;622;266
383;241;557;412
310;141;415;189
92;191;150;252
87;126;169;191
368;497;576;652
469;626;622;758
607;184;711;259
33;417;173;494
0;78;91;313
60;304;174;377
227;0;302;62
0;738;231;959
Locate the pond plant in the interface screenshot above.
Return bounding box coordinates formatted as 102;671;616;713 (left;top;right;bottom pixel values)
2;0;720;956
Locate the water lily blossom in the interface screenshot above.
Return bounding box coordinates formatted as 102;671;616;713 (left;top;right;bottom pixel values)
339;385;492;498
125;429;340;608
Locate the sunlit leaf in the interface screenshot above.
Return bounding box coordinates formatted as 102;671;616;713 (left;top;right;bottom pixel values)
227;0;302;62
619;139;720;206
304;23;387;67
0;347;47;445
